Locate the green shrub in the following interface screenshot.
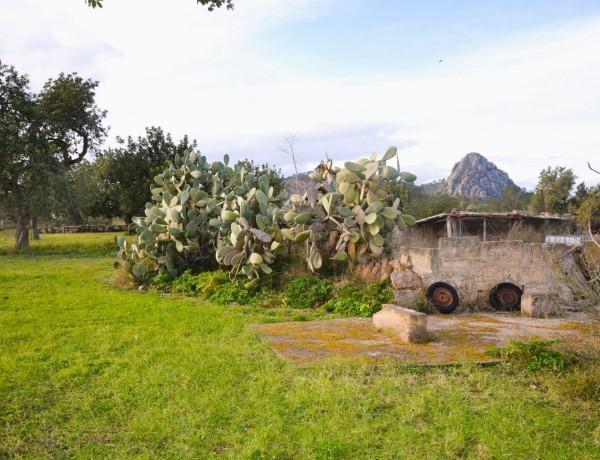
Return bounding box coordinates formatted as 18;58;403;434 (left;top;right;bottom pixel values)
323;279;393;317
171;270;229;297
207;281;252;306
486;340;569;372
150;268;395;316
149;270;175;290
282;276;333;309
363;279;394;306
152;269;253;305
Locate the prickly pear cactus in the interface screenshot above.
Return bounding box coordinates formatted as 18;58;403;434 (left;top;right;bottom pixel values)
285;146;416;272
214;168;288;287
117;149;288;285
118;146;415;284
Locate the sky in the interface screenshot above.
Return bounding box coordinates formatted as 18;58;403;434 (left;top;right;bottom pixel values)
1;0;600;189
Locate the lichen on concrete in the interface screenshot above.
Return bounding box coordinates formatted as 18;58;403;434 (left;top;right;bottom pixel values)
250;312;592;367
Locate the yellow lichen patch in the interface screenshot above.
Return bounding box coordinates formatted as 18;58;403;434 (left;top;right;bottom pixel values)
250;313;594;367
464;314;504;324
452;321;500;333
545;323;594;333
466;325;500;333
252;318;501;366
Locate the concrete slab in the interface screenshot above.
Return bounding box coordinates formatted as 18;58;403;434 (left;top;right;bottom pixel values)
250;313;592;367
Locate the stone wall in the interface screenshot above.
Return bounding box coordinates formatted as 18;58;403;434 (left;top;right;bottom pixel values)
39;224;127;234
392;236;579;309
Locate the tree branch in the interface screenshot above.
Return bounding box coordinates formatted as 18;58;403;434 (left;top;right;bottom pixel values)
588;162;600;175
63;134;89;167
276;134;300;193
589;217;600;249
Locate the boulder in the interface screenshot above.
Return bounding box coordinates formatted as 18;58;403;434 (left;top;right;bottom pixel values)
393;289;421;307
390;269;422;290
521;292;559;317
373;304;427;343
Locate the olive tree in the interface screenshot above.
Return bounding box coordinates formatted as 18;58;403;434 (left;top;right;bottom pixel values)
0;61;107;248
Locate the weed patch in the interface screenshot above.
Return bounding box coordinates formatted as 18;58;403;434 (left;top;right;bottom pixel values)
486;340;572;372
323;280;394;317
152;269;254;305
148;268;393;317
282;276;333;309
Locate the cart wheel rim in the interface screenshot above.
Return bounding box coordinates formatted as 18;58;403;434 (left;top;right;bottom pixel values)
496;287;519;308
433;287;454;307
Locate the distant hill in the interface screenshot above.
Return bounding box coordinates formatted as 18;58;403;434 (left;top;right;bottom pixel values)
283;172;313;196
284;152;517;200
423;152;516;199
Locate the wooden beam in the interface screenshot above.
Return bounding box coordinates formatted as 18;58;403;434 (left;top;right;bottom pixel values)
483;217;487;241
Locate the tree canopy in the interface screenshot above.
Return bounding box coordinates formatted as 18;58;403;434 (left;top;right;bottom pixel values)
38;73;107;167
0;61;107;248
530;166;576;214
77;127;196;225
85;0;233;11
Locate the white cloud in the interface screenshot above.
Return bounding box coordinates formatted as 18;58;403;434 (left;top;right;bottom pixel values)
1;1;599;189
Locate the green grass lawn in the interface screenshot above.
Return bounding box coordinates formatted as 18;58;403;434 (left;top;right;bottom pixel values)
1;231;599;458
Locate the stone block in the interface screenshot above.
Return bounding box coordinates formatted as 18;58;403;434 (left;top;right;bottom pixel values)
407;248;438;278
400;253;412;269
379;259;394;281
482;240;523;261
439;237;481;259
521;292;559;317
373;304;428;343
522;243;548;264
504;266;548;284
390;269;422;290
393;289;421;307
481;266;503;283
440;258;475;271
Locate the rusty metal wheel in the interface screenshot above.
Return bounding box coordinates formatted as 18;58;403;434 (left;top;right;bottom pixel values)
426;282;459;314
489;283;522;311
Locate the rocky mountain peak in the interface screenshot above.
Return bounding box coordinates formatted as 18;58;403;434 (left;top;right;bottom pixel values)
435;152;514;199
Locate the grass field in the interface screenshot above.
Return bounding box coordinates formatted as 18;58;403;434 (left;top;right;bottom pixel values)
1;231;599;458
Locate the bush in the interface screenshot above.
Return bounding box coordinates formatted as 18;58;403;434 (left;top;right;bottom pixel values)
149;270;174;290
152;269;253;305
323;279;393;317
282;276;333;309
486;340;569;372
150;269;394;317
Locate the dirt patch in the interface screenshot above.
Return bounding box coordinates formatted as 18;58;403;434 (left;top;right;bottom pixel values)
250;312;592;367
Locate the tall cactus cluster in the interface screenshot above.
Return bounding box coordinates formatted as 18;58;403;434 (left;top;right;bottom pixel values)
284;146;416;272
117;147;416;285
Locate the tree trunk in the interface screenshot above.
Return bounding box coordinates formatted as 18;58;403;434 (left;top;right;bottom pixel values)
14;184;30;249
124;215;134;234
31;216;40;240
0;216;5;231
15;215;30;249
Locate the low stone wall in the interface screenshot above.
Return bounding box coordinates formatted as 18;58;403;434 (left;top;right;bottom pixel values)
39;224;127;234
393;236;580;310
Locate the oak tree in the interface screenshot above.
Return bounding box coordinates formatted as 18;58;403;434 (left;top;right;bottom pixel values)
0;61;106;248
